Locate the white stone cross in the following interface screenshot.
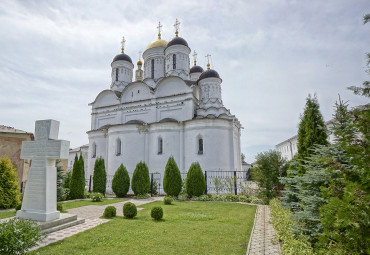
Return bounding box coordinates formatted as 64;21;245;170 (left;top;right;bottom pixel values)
17;120;70;222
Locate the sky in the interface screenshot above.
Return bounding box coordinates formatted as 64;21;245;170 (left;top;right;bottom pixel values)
0;0;369;163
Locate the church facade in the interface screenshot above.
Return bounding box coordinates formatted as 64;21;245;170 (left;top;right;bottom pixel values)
87;21;242;179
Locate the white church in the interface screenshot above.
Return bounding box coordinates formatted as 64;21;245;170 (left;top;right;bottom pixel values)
86;20;242;178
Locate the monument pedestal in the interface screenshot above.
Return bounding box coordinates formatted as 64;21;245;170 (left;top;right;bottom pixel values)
16;210;60;222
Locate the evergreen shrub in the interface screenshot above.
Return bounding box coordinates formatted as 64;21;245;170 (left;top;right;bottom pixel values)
57;202;63;212
123;202;137;219
103;206;116;218
131;162;150;195
151;206;163;220
164;196;173;205
70;155;86;199
0;156;20;209
163;157;182;196
112;164;130;197
0;218;45;254
176;193;188;201
93;157;107;195
185;162;206;197
90;192;103;202
238;195;250;203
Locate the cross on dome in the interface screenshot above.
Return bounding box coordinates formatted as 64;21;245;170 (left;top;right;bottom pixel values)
205;54;211;69
138;51;142;60
121;36;126;53
193;51;198;65
157;21;163;39
174;19;180;36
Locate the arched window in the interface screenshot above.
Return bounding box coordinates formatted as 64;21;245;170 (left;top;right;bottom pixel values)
115;68;119;81
198;137;203;155
173;54;176;69
158;137;163;154
151;59;155;78
116;138;121;156
92;143;96;158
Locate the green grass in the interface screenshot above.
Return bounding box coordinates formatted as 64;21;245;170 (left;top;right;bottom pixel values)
29;201;256;255
0;210;16;219
62;198;127;211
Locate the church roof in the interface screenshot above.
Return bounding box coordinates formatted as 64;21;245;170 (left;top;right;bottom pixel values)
146;39;167;50
166;36;189;48
199;69;220;80
190;65;204;74
112;53;133;63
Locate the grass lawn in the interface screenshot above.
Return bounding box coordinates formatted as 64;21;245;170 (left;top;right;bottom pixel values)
62;198;127;211
29;201;256;255
0;210;16;219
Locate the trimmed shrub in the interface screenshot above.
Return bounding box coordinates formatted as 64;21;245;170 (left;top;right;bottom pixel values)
164;196;173;205
93;157;107;195
163;157;182;196
224;194;239;202
57;202;63;212
123;202;137;219
0;156;20;209
151;206;163;220
0;218;45;254
70;154;85;199
112;164;130;197
131;162;150;196
84;191;90;199
103;206;116;218
136;193;150;199
249;197;264;205
90;192;104;202
185;162;206;197
238;195;250;203
176;193;188;201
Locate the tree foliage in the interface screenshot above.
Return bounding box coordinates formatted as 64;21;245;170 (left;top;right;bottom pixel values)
163;156;182;196
93;157;106;195
252;150;287;200
0;155;20;209
131;161;150;195
70;154;85;199
185;162;206;197
112;164;130;197
56;159;65;202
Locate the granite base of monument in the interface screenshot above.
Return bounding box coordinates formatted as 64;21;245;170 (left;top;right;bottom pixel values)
16;210;60;222
38;213;85;234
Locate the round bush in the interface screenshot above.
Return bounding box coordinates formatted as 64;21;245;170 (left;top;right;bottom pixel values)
103;206;117;218
112;164;130;197
163;157;182;196
90;192;103;202
151;206;163;220
123;202;137;218
185;162;206;197
131;162;150;196
164;196;173;205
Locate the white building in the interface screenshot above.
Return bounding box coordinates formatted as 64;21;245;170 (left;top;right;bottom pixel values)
87;21;242;181
68;145;89;175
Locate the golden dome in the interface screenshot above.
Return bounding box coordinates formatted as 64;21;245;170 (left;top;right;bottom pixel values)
146;39;167;50
137;59;143;65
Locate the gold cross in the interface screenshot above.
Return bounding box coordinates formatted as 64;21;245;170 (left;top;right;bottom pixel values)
121;36;126;53
193;51;198;65
174;19;180;36
205;54;211;69
157;22;162;39
138;51;142;60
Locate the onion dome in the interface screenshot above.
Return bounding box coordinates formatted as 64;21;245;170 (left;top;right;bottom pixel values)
137;59;142;66
112;53;133;63
190;65;204;74
199;69;220;80
166;36;189;48
146;39;167;50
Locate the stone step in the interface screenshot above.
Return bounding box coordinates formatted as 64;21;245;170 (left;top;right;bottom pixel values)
38;213;77;230
41;218;85;234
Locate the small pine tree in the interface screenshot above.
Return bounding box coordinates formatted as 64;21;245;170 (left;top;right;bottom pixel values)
93;157;107;195
0;155;20;209
131;161;150;196
185;162;206;197
70;154;85;199
163;156;182;196
112;164;130;197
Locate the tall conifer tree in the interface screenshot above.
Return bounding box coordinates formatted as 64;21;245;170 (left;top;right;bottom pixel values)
93;157;107;195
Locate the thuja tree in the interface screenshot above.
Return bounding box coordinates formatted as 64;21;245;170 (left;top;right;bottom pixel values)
131;161;150;195
163;156;182;196
70;154;85;199
0;155;20;209
56;160;65;201
112;164;130;197
186;162;206;197
252;150;287;201
93;157;107;195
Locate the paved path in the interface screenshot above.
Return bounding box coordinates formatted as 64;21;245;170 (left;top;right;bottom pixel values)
246;205;280;255
30;197;163;251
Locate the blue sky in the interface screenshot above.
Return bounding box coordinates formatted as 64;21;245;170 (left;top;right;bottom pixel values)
0;0;369;163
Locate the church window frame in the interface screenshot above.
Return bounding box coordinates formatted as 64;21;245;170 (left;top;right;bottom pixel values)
92;143;97;158
116;138;121;156
173;54;176;69
197;136;204;155
158;137;163;155
151;59;155;78
115;68;119;81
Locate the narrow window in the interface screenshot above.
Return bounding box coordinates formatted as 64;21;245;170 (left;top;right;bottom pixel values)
116;139;121;156
158;137;163;154
116;68;119;81
151;59;155;78
173;54;176;69
92;143;96;158
198;138;203;155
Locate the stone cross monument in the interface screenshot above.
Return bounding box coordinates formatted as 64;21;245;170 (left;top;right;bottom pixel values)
17;120;69;222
